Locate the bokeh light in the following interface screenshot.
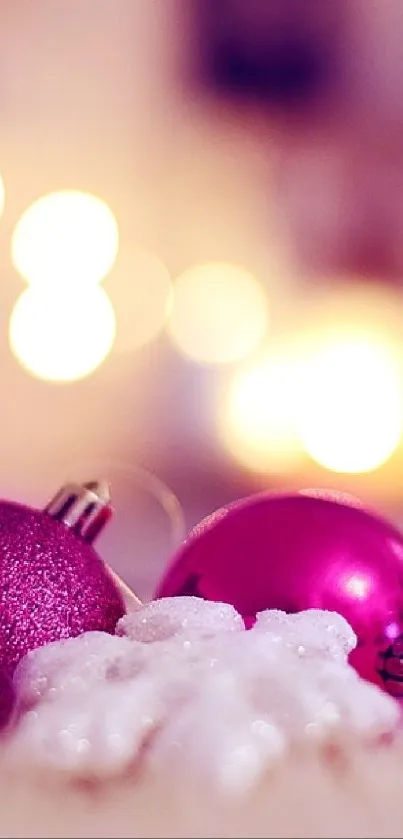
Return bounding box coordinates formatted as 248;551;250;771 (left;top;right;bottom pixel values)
167;262;269;364
9;286;116;382
299;337;403;474
302;283;403;355
106;249;172;352
221;353;305;473
11;190;119;288
221;325;403;477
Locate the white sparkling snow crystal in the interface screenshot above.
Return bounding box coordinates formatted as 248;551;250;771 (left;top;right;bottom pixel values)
8;597;400;794
116;596;244;642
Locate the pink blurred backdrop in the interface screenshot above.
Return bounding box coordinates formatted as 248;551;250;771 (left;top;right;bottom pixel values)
2;0;403;599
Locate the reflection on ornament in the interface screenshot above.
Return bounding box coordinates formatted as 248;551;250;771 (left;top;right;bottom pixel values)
156;490;403;695
376;633;403;699
0;480;129;675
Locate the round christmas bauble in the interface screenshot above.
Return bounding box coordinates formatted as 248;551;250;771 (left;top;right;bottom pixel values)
0;666;15;729
156;491;403;696
0;480;125;674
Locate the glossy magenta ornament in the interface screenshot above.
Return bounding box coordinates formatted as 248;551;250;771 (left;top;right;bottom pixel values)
0;480;125;674
156;491;403;696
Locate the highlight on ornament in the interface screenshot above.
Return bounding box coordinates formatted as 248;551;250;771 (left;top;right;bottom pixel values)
11;189;119;289
9;285;116;382
156;489;403;695
167;261;269;364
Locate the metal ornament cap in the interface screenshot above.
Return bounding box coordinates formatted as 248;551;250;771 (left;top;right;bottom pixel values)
44;479;113;544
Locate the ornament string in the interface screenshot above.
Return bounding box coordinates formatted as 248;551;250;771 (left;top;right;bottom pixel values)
63;459;186;608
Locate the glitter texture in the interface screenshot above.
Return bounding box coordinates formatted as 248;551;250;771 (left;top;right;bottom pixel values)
0;501;125;674
9;598;400;794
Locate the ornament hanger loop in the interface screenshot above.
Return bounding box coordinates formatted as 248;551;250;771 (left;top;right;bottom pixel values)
65;459;186;551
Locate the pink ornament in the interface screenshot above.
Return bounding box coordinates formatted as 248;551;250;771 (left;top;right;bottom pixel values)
0;666;15;728
156;491;403;696
0;480;125;675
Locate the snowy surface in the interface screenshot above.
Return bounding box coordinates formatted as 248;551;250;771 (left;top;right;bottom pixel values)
8;597;400;795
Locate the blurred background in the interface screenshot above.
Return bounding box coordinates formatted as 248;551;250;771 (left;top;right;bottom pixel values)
2;0;403;599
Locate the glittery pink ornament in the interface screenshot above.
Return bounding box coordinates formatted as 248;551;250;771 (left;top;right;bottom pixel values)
0;666;15;728
0;480;126;674
156;491;403;696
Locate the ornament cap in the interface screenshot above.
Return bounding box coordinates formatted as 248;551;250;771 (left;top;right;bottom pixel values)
44;479;113;544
